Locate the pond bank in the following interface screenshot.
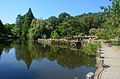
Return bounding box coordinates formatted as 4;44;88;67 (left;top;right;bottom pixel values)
38;38;82;47
94;44;120;79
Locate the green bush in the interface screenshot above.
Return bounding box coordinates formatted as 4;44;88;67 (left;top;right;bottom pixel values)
51;31;59;39
81;42;101;56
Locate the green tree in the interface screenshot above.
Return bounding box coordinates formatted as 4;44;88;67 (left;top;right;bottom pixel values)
56;18;83;37
22;8;34;39
16;14;23;37
101;0;120;40
0;19;5;38
47;16;59;29
76;13;101;34
4;23;16;38
58;12;71;23
28;19;50;40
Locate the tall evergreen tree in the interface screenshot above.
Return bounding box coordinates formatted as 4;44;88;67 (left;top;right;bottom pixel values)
16;14;23;37
22;8;34;38
0;19;5;38
0;19;3;29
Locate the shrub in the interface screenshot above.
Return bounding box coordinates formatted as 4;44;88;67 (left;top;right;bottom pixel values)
81;42;101;56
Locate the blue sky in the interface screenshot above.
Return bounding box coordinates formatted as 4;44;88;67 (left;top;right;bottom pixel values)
0;0;111;23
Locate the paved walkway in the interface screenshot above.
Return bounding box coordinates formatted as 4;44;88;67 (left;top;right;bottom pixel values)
95;44;120;79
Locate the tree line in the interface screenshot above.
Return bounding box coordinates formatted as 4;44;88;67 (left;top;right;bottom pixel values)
0;0;119;40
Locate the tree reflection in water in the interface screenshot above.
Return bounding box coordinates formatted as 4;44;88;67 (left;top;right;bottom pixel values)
0;41;95;69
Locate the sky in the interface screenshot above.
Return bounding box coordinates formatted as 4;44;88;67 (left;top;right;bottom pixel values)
0;0;111;24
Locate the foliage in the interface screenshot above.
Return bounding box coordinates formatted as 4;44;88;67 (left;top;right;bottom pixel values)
47;16;59;29
22;8;34;39
111;41;120;46
51;31;59;39
14;10;104;40
55;19;82;37
28;19;44;40
16;14;23;37
58;12;71;23
75;13;103;34
100;0;120;40
4;23;16;38
0;19;5;38
81;42;101;56
96;29;111;40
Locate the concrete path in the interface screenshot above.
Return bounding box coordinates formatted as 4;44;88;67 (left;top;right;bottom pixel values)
99;44;120;79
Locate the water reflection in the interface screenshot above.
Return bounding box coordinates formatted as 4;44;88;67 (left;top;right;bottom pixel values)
0;41;95;79
12;42;95;69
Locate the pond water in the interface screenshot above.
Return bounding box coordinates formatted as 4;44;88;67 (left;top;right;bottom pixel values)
0;41;95;79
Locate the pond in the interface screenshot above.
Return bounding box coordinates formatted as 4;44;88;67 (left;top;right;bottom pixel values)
0;41;95;79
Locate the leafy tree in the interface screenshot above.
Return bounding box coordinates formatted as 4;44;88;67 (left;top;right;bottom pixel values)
47;16;59;29
28;19;44;40
58;12;71;23
28;19;51;40
100;0;120;40
4;23;16;38
12;24;20;38
75;13;102;34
